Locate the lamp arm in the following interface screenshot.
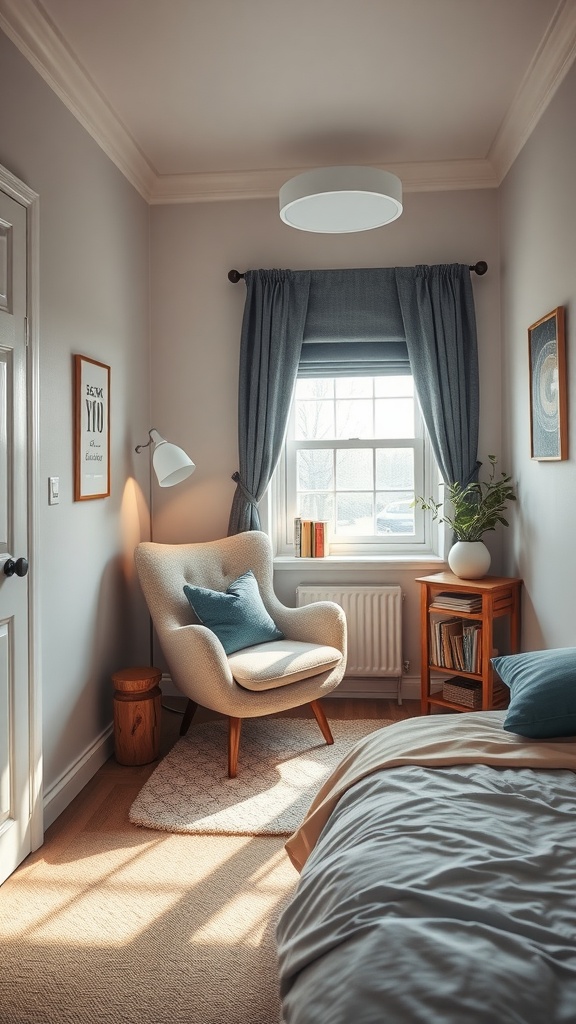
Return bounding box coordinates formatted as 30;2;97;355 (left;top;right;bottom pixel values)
135;428;164;454
135;430;153;454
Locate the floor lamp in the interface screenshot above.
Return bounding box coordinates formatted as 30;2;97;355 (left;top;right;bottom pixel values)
135;428;195;665
135;428;196;503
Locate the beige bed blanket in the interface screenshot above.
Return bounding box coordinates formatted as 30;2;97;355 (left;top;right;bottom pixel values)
285;709;576;871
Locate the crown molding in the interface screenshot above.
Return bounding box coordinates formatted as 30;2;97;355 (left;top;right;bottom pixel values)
150;167;290;205
489;0;576;181
1;0;575;204
149;159;498;205
380;159;498;195
0;0;156;199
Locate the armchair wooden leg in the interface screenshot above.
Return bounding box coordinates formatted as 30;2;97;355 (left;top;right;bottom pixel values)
228;717;242;778
180;699;198;736
310;700;334;745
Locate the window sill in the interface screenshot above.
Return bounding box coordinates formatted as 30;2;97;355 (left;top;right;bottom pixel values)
274;554;446;572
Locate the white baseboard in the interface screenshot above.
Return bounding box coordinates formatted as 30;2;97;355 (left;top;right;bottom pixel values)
332;675;443;700
334;675;417;700
159;673;443;704
159;672;181;698
43;724;114;830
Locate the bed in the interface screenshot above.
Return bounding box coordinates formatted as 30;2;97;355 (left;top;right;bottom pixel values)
276;706;576;1024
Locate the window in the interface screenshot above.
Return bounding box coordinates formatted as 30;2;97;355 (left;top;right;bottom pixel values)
276;375;436;556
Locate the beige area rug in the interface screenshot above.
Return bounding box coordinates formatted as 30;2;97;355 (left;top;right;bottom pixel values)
129;717;391;836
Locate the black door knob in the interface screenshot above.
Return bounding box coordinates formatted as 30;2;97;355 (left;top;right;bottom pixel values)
3;556;29;578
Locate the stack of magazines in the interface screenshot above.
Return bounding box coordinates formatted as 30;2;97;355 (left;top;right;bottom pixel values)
433;591;483;613
294;518;329;557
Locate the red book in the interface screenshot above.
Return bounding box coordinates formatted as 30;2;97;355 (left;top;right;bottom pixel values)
313;521;327;557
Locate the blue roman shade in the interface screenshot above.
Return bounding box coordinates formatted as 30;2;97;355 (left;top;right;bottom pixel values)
299;268;410;378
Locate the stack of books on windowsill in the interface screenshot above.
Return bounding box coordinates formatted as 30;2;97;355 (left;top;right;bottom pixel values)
294;518;329;557
433;591;483;613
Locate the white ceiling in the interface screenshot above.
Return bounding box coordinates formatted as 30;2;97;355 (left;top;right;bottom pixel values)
1;0;576;202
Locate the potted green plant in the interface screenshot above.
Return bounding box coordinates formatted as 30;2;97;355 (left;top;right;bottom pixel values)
414;455;516;578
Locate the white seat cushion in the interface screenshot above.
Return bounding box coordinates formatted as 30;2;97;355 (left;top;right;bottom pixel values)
228;639;343;691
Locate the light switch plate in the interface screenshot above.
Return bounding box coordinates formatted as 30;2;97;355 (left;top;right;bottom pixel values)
49;476;59;505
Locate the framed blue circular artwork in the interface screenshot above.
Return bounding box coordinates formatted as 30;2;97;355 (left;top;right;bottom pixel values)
528;306;567;461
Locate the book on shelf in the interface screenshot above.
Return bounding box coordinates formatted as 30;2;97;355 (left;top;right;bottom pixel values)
462;622;482;673
293;517;301;557
440;618;463;670
451;632;465;672
313;520;328;557
433;591;482;612
300;520;313;557
294;519;329;557
431;616;456;666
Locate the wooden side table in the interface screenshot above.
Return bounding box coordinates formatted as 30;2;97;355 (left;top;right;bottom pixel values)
111;666;162;765
417;572;522;715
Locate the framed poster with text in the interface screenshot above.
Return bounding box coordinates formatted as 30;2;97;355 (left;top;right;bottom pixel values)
528;307;567;461
74;354;110;499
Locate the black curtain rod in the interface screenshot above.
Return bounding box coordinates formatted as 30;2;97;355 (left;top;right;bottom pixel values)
228;261;488;283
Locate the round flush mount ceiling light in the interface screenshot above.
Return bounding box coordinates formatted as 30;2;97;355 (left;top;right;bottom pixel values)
279;166;403;233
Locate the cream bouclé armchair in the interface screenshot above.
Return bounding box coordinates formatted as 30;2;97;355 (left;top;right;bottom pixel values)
134;531;347;777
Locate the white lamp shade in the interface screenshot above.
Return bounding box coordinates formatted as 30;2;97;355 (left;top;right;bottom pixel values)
150;429;195;487
279;166;402;233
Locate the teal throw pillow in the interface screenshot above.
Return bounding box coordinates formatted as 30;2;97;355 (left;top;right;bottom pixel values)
492;647;576;738
183;570;284;655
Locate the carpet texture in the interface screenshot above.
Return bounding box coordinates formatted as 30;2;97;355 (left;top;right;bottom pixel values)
129;717;391;836
0;820;295;1024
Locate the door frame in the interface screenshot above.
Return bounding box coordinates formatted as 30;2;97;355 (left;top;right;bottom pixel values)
0;163;43;852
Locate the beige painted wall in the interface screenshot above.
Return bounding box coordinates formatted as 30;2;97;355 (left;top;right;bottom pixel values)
150;188;503;681
0;31;151;814
500;60;576;650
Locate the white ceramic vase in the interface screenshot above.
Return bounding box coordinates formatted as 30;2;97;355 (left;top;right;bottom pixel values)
448;540;491;580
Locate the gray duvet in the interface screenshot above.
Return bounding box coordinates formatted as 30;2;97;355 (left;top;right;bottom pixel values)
277;759;576;1023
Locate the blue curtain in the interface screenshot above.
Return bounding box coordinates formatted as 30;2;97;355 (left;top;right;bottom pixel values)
395;264;480;487
229;262;480;534
227;269;311;535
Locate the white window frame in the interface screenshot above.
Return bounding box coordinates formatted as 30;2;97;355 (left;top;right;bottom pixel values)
271;379;440;558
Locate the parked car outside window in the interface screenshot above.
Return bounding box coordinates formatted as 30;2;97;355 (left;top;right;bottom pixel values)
376;498;415;535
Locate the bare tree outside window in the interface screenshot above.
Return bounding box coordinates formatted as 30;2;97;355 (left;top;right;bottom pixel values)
294;377;417;537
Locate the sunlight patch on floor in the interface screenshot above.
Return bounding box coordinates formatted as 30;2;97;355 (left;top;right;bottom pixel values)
190;890;283;946
189;847;296;947
0;872;186;946
249;846;297;889
0;832;277;946
278;754;330;783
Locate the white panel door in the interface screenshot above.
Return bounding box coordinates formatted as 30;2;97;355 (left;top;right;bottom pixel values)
0;190;30;885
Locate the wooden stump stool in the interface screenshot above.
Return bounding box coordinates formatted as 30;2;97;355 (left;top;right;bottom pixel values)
112;666;162;765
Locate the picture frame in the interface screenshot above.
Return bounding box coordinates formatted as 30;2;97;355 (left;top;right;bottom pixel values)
74;354;111;500
528;306;567;461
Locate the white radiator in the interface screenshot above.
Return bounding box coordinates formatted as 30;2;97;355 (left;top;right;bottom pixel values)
296;584;403;702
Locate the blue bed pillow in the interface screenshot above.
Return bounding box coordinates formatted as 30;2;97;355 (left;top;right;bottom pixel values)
183;569;284;655
492;648;576;738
